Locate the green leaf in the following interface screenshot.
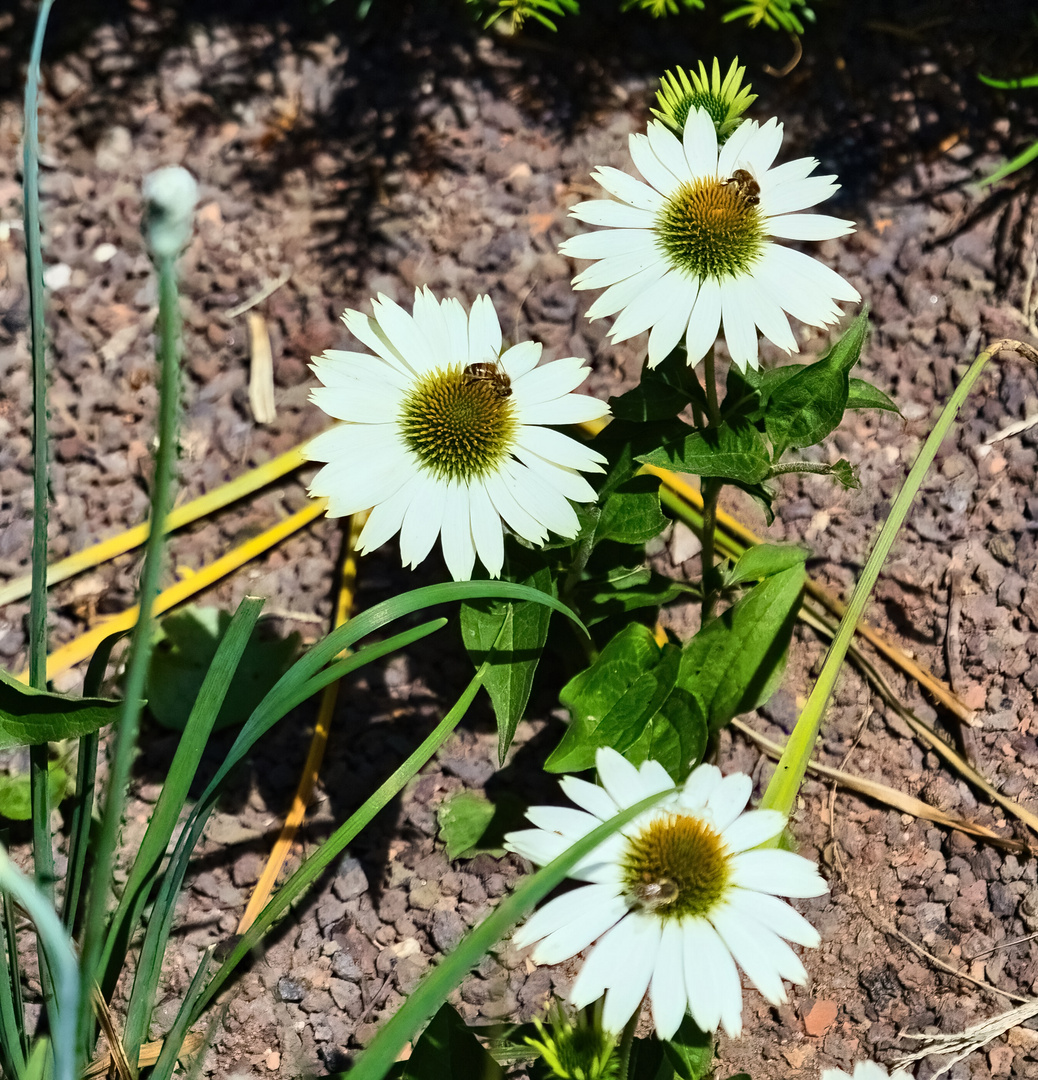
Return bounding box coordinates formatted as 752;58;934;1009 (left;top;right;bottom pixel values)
548;623;707;780
639;421;770;484
393;1003;503;1080
596;475;669;546
0;667;124;750
0;763;67;821
578;565;689;625
763;310;869;455
830;458;861;489
627;1035;669;1080
662;1016;715;1080
436;789;526;860
847;377;900;414
678;563;805;732
609;347;707;422
726;543;808;587
460;558;555;763
145;606;300;732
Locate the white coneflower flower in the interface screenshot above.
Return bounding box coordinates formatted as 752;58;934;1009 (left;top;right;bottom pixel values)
306;288;609;581
822;1065;913;1080
559;108;861;371
505;747;827;1040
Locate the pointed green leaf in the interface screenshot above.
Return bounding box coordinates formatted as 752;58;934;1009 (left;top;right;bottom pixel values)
460;560;554;762
436;789;526;860
393;1003;503;1080
0;763;67;821
0;667;124;750
847;377;900;414
639;421;770;484
578;565;690;626
662;1016;715;1080
596;475;669;546
678;563;805;732
548;623;707;780
726;543;808;587
830;458;861;489
763;310;869;454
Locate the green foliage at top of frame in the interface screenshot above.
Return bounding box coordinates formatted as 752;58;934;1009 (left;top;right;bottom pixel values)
465;0;814;33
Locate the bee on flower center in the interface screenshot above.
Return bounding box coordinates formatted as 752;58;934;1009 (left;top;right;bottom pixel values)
632;875;680;911
464;361;512;398
722;168;760;206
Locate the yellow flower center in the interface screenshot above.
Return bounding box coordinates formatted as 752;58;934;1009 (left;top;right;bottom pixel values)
400;364;517;481
621;813;731;922
656;176;765;281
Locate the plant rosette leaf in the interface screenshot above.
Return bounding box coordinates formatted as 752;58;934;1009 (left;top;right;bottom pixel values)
678;561;806;733
0;667;125;750
548;622;707;781
663;1016;716;1080
387;1002;503;1080
460;558;555;763
638;420;771;485
144;605;300;732
436;789;527;860
761;309;870;456
0;762;67;821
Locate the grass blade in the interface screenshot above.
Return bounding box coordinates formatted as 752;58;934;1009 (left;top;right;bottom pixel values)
111;597;265;1044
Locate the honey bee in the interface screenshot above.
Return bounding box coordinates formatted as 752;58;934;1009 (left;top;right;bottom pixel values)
722;168;760;206
632;875;680;911
463;361;512;397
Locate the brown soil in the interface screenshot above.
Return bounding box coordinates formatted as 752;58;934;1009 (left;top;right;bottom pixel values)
2;1;1038;1077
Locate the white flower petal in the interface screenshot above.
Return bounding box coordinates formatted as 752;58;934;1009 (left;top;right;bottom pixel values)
309;382;400;425
629;131;683;198
764;173;840;216
519;393;611;427
398;477;447;569
684;278;722;367
768;212;855;242
590;166;665;211
678;762;722;812
525;805;600;839
719;278;762;370
682;916;744;1038
725;888;821;948
570;199;658;229
720;808;786;853
646;121;692;188
371;294;436;375
571;249;668;290
649;918;688;1040
682;107;720;178
513;883;622;952
710;903;806;1004
595;747;645;809
561;227;660;261
468;293;502;363
703;772;753;832
559;775;621;820
600;915;662;1034
531;890;631;965
515;426;606;472
731;849;829;897
504;826;569;866
585;262;670;321
513;355;594;403
355;475;420;554
498;340;541;379
439;483;476;581
499;460;580;539
468;481;505;578
513;448;598;505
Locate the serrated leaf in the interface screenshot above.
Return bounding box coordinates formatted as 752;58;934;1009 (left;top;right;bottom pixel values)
847;377;900;414
763;310;869;455
639;421;771;484
436;789;526;860
0;763;68;821
596;475;669;546
549;623;707;781
578;565;689;626
610;347;708;422
830;458;861;489
0;667;125;750
678;563;805;732
145;606;300;732
460;558;554;763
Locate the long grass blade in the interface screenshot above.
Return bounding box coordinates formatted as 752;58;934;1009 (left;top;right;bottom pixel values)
0;893;27;1078
148;946;213;1080
192;664;485;1020
107;598;265;1035
760;338;1038;821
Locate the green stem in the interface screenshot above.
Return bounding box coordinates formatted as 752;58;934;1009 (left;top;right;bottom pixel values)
702;346;721;429
699;478;721;622
78;255;182;1015
615;1006;641;1080
24;0;57;1018
760;339;1038;821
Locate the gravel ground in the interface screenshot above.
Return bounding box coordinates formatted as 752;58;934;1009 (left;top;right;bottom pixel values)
2;0;1038;1076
